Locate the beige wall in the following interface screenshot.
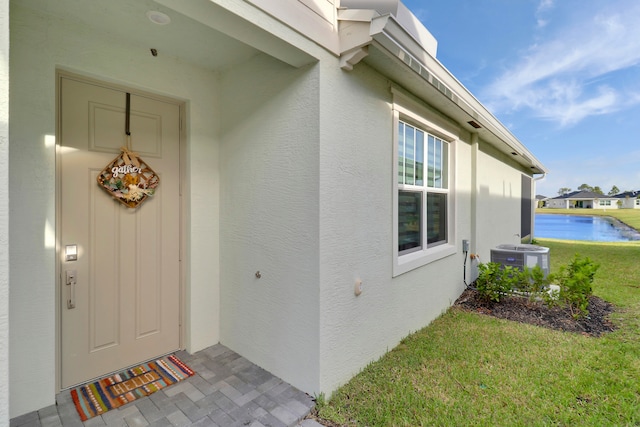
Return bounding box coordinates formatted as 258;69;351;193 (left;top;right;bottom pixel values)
9;4;220;416
0;0;9;424
7;0;542;416
218;53;322;393
475;143;528;261
316;60;474;394
621;198;640;209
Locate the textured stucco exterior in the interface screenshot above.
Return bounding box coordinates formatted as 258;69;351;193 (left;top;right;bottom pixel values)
4;0;546;419
317;61;473;393
474;143;528;260
1;0;10;424
218;53;321;393
618;196;640;209
9;3;221;416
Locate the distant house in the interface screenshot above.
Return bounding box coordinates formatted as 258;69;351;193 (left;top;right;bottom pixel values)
536;194;549;207
1;0;548;420
615;191;640;209
546;191;618;209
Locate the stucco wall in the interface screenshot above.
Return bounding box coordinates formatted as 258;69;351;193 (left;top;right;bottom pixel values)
475;143;526;260
218;54;321;393
547;199;568;209
317;60;474;394
621;198;640;209
8;0;542;414
593;201;617;209
9;4;220;416
1;0;10;424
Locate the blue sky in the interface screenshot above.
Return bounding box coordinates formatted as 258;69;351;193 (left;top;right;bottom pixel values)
404;0;640;197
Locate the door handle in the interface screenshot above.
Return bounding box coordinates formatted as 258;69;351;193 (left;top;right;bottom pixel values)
65;270;77;309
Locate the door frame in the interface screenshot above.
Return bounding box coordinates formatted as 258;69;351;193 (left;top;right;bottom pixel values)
54;69;188;391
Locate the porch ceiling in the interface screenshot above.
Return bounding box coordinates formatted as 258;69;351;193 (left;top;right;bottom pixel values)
16;0;261;72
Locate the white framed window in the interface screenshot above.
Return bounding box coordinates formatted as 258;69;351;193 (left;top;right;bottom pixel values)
392;91;456;276
599;200;611;206
635;199;640;206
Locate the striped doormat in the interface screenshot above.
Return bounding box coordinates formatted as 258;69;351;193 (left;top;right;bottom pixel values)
70;354;195;421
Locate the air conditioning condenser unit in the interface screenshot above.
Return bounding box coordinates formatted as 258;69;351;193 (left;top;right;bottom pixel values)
490;244;550;277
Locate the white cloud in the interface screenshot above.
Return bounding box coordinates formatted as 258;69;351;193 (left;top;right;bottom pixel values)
535;0;554;27
537;0;555;13
484;1;640;127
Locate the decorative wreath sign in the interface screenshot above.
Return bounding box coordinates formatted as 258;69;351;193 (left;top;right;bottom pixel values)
96;92;159;209
97;144;160;209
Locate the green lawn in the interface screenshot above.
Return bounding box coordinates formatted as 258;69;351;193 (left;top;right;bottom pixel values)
317;239;640;426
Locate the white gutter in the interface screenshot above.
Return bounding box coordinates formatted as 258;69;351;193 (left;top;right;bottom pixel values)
338;6;548;174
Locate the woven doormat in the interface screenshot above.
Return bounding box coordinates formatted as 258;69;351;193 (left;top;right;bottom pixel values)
70;354;195;421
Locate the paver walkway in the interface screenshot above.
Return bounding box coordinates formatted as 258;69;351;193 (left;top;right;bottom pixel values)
10;344;320;427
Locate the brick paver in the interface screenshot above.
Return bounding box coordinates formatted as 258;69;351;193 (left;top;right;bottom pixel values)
10;345;317;427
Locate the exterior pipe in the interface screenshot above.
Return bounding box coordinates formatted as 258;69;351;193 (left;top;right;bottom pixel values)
531;172;547;240
467;132;479;286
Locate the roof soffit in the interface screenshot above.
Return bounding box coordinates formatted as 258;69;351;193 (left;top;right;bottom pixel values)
155;0;317;68
337;6;547;174
340;0;437;55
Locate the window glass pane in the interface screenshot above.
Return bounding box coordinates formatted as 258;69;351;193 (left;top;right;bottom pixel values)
415;130;424;185
441;140;449;189
405;126;415;185
427;193;447;246
427;135;435;187
434;138;442;188
399;191;422;253
398;122;405;184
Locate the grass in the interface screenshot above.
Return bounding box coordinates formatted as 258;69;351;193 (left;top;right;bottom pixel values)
317;239;640;426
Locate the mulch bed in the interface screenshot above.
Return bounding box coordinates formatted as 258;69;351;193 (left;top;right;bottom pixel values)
304;288;617;426
454;287;617;337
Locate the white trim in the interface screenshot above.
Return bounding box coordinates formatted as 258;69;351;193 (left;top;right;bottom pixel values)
391;88;458;142
54;70;187;392
155;0;317;68
392;92;457;277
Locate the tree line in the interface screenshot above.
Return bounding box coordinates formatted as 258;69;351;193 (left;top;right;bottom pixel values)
557;184;620;196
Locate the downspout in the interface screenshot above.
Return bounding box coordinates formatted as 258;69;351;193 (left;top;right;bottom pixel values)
531;172;547;241
533;172;547;182
468;133;479;284
471;133;478;253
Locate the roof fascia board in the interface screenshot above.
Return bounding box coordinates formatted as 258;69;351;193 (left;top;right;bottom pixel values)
338;10;378;54
340;0;437;56
371;16;546;172
154;0;317;68
339;10;547;173
338;9;379;22
247;0;341;55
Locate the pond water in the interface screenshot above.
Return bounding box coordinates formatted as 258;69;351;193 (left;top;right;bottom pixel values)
535;214;640;242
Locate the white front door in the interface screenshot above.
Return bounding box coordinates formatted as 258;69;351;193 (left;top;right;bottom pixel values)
59;74;182;388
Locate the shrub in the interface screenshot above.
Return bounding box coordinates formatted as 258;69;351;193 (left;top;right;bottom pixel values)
547;254;599;318
475;262;550;303
514;265;543;292
474;255;598;319
475;262;513;302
